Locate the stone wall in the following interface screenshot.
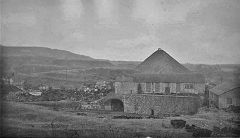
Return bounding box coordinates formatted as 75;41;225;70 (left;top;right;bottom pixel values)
122;94;200;115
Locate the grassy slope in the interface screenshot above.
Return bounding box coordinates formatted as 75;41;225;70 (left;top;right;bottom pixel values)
1;45;94;60
2;102;192;138
2;102;239;138
2;102;112;138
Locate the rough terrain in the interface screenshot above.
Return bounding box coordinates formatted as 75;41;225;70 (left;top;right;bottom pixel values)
1;102;239;138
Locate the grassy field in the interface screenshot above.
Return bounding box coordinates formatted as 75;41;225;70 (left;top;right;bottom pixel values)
1;101;239;138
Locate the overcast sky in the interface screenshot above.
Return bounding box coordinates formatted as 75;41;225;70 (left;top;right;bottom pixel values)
1;0;240;64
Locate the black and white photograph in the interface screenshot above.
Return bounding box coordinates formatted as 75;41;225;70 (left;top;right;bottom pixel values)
0;0;240;137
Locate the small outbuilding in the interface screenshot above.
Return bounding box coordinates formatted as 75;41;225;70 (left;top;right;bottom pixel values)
209;82;240;108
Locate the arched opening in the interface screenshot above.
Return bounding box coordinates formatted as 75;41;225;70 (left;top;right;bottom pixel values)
110;99;124;112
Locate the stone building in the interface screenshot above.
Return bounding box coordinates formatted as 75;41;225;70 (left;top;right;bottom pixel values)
209;82;240;108
100;49;205;115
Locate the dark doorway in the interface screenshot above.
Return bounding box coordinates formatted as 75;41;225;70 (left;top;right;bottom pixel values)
150;109;154;115
111;99;124;112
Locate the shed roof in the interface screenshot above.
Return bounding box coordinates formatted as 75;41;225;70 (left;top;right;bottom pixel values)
130;73;205;83
210;82;240;95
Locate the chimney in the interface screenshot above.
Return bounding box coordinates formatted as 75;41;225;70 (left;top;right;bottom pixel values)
158;48;162;51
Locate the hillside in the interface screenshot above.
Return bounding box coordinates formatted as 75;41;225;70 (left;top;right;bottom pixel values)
0;45;94;60
1;46;123;88
110;61;140;69
1;46;140;88
1;46;240;88
0;46;115;71
183;63;240;85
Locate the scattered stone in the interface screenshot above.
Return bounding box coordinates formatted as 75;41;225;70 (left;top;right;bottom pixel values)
112;115;142;119
225;105;240;113
185;124;212;137
170;119;186;128
211;126;240;137
185;124;196;132
146;115;161;119
192;128;212;137
77;112;87;116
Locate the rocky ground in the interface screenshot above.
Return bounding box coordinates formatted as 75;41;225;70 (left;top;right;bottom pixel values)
1;102;240;138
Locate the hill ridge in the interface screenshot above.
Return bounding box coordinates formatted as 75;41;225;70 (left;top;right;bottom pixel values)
0;45;94;61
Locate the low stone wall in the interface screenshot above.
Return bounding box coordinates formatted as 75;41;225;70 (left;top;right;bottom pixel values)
123;94;200;115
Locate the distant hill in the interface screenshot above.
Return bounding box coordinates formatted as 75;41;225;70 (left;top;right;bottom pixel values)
1;45;135;88
183;63;240;73
184;63;240;84
1;45;239;88
0;45;115;73
0;45;94;60
110;61;141;69
136;48;190;74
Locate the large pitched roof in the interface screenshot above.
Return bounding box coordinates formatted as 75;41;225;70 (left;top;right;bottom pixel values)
136;49;190;74
210;82;240;95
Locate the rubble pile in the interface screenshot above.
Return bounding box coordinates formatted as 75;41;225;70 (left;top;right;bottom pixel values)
212;126;240;137
4;92;40;102
185;124;196;132
3;86;112;103
225;105;240;113
170;119;186;128
1;85;22;94
192;127;212;137
184;122;240;137
198;106;219;113
185;124;212;137
2;80;113;103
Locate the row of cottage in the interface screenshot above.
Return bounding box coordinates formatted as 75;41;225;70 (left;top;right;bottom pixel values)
115;73;205;95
